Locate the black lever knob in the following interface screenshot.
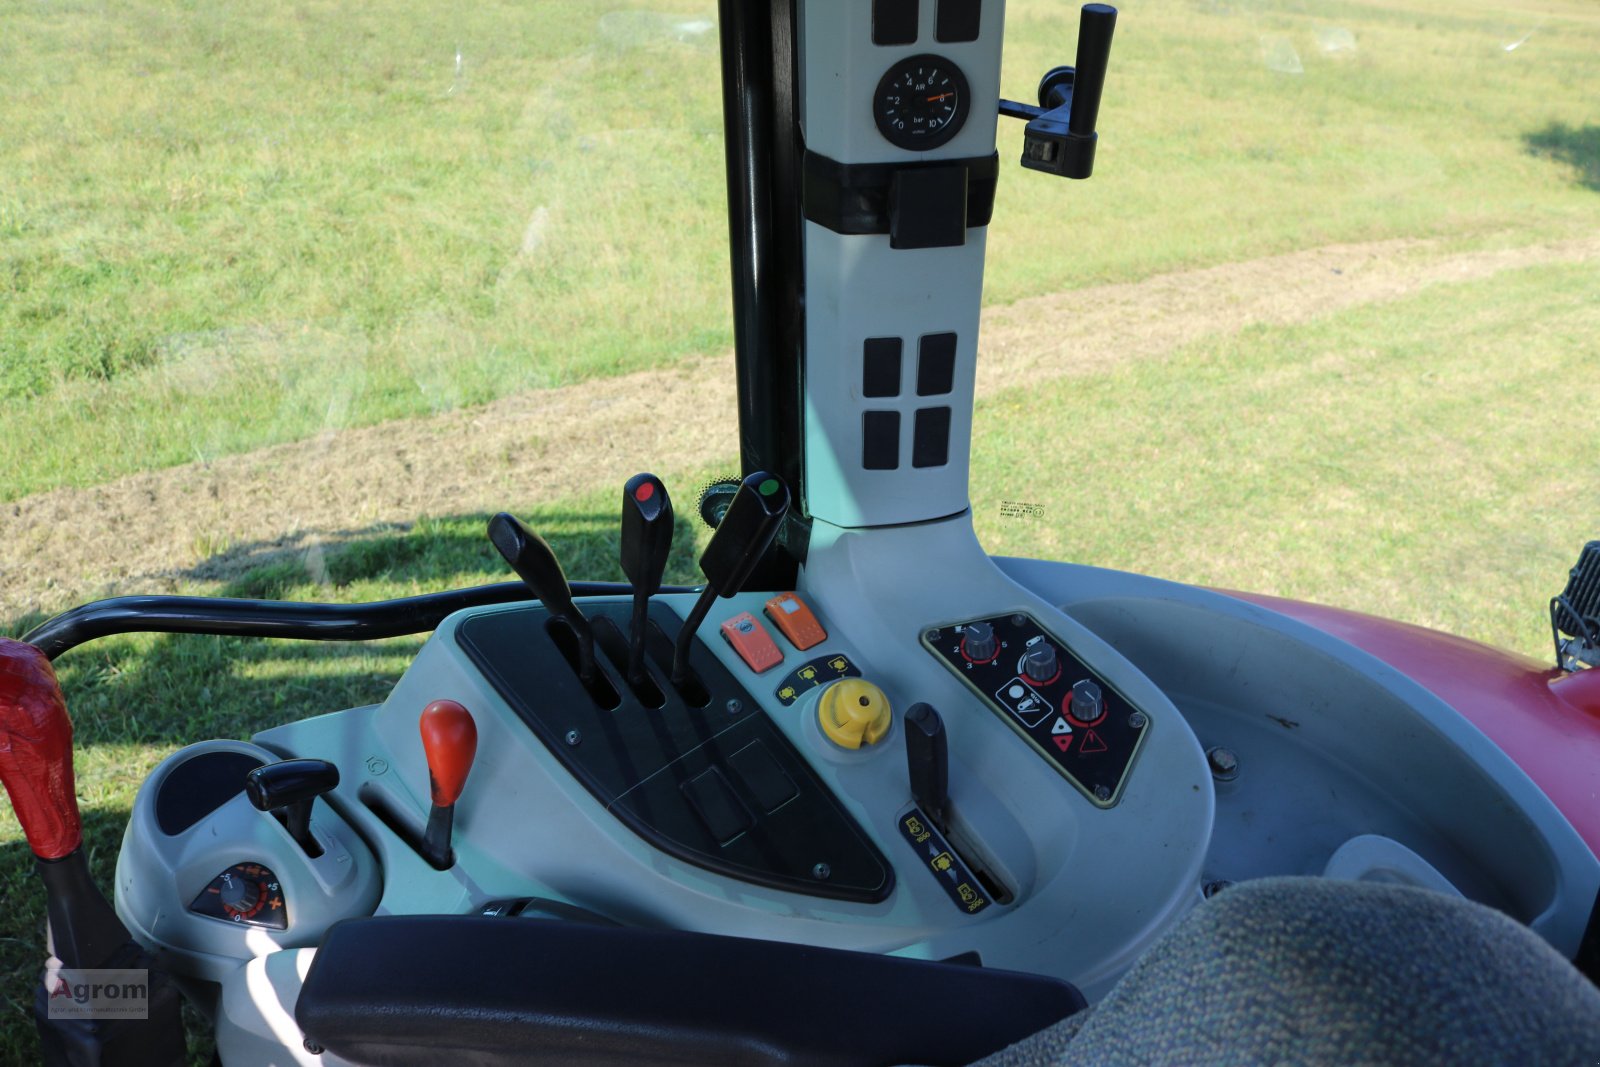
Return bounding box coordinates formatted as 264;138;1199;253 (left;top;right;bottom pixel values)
246;759;339;857
488;511;597;682
621;473;675;683
1068;4;1117;137
671;472;790;685
905;703;950;833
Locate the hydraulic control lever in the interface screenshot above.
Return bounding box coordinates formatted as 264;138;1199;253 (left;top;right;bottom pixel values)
246;758;340;859
999;3;1118;178
905;703;950;833
0;638;186;1066
489;511;597;682
621;473;675;684
419;699;478;870
672;472;790;685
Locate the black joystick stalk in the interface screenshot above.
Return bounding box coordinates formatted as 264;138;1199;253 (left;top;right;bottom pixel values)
671;472;790;685
998;3;1118;179
489;511;597;683
905;703;950;833
246;759;340;859
621;473;675;684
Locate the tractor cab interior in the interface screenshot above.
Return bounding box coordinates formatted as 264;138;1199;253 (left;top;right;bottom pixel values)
3;2;1599;1065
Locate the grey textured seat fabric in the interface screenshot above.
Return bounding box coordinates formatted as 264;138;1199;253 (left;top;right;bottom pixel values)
975;876;1600;1066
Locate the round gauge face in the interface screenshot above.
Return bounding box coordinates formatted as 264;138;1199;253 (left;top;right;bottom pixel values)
872;55;969;151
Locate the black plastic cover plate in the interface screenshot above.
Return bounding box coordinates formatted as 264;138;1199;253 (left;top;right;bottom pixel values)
922;613;1149;806
458;601;892;902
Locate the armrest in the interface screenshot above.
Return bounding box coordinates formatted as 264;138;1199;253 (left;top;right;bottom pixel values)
295;915;1083;1066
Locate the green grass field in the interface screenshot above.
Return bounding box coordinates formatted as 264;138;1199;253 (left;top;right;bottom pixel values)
2;0;1599;1060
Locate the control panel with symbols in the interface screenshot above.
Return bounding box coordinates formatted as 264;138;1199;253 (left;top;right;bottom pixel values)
922;614;1150;806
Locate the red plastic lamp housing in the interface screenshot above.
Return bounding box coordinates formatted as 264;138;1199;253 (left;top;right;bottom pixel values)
419;699;478;808
0;639;82;860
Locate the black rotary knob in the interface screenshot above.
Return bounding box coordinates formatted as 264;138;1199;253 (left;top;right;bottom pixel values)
961;621;998;662
219;872;262;916
1068;679;1104;724
1022;642;1059;683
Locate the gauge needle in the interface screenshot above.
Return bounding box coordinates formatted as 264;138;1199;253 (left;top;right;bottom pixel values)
926;92;953;101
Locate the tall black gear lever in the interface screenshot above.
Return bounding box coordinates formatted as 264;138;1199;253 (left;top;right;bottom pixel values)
905;704;950;833
621;473;675;684
671;472;790;685
488;512;598;683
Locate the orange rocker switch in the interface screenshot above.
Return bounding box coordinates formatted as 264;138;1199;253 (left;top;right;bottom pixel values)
720;612;783;673
764;592;827;651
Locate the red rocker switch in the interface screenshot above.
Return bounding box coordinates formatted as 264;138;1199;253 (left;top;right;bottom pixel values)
720;612;783;673
764;592;827;651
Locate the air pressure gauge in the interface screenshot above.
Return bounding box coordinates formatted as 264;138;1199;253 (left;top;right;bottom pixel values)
872;55;969;151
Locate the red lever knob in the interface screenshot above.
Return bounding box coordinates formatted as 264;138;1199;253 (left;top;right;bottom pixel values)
419;699;477;808
0;638;82;861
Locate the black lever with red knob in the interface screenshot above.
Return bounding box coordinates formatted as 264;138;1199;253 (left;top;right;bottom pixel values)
621;473;675;684
0;638;185;1065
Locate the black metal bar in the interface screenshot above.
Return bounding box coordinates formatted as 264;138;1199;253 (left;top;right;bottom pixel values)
22;582;692;661
717;0;807;585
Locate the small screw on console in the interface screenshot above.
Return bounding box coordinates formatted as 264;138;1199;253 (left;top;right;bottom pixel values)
565;730;582;747
1206;746;1239;782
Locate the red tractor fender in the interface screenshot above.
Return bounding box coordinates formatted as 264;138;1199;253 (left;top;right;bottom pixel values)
1225;592;1600;859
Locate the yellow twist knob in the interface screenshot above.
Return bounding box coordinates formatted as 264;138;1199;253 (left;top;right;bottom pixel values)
818;678;892;749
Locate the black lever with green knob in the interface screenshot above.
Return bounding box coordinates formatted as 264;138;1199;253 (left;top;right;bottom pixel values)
672;472;790;685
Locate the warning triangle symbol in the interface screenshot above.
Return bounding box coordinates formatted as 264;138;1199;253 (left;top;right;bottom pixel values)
1050;717;1071;736
1079;730;1107;755
1053;734;1072;753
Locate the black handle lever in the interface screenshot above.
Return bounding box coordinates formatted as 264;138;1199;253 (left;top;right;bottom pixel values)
488;511;597;682
246;759;340;857
1068;3;1116;137
998;4;1117;179
672;472;790;684
621;473;675;683
905;703;950;832
698;472;790;595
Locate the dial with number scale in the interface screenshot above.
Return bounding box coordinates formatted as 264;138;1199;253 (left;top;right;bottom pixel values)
872;55;969;151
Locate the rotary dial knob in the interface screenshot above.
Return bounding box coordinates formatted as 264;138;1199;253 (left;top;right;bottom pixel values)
960;622;998;663
1022;643;1059;684
1068;679;1104;725
218;873;262;916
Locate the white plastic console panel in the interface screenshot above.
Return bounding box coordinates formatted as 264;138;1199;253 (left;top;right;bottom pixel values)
247;511;1211;1002
995;556;1600;955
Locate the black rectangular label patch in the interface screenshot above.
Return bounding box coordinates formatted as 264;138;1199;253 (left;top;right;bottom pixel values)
897;807;990;915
